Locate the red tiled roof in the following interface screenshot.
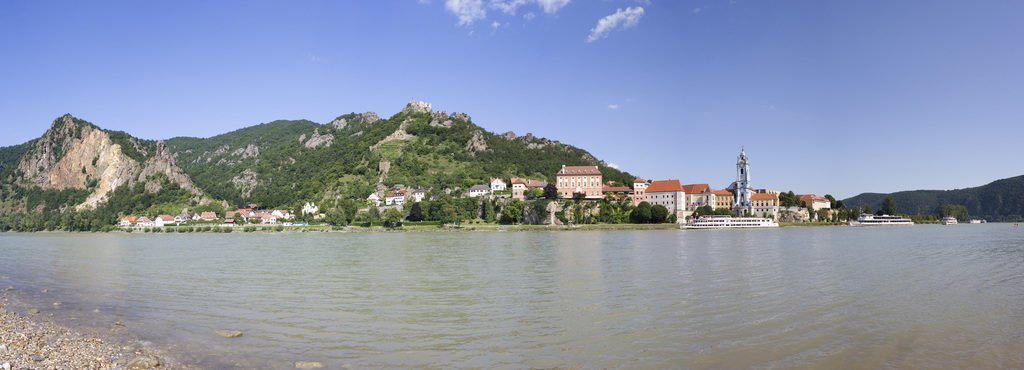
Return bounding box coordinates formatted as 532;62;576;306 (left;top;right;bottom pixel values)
510;177;527;185
157;215;174;221
751;193;778;201
122;216;138;222
646;180;684;193
137;217;151;222
634;178;647;183
557;165;601;176
387;190;405;197
490;178;505;184
713;190;733;196
200;212;217;219
525;180;546;188
799;194;829;201
681;184;711;194
602;185;633;193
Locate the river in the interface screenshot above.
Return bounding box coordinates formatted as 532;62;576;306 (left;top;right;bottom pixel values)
1;225;1023;368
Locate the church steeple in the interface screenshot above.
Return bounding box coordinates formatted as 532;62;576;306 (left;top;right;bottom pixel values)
734;147;752;208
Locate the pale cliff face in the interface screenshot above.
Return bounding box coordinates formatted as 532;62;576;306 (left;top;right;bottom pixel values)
15;114;206;210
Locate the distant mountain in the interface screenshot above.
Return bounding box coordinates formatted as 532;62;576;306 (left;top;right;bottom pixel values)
842;175;1024;221
0;100;636;224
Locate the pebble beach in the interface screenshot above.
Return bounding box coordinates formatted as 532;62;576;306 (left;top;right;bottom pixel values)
0;293;175;370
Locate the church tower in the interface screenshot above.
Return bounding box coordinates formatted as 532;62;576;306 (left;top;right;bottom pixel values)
733;147;752;208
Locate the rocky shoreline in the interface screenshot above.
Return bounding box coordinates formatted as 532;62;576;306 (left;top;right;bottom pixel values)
0;294;176;369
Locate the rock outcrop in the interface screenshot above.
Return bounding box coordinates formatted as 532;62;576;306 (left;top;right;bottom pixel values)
331;112;380;130
302;129;333;149
231;168;260;198
464;129;489;155
402;99;432;114
14;115;208;210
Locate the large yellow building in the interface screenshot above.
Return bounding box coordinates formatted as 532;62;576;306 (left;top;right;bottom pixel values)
713;190;734;209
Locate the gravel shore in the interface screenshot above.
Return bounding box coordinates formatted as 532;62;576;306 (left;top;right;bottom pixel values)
0;295;176;369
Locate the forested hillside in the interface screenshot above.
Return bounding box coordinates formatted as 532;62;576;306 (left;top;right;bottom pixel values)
0;101;638;231
843;175;1024;221
166;100;636;210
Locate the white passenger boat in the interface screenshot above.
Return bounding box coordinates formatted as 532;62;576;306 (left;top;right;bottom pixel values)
969;219;985;224
941;216;958;225
686;215;779;229
849;214;914;226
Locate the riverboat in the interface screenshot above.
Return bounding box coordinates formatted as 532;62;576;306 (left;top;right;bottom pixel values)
686;215;779;229
969;219;985;224
849;214;914;226
941;216;958;225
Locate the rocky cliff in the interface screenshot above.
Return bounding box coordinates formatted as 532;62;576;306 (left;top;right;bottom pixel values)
13;114;206;210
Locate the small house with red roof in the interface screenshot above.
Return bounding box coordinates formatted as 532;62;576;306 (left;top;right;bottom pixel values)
800;194;831;212
510;178;528;200
136;216;154;227
119;216;139;227
200;212;218;221
385;190;406;206
155;214;176;227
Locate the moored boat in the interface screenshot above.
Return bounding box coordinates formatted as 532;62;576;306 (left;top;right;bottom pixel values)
849;214;914;226
941;216;958;225
686;215;779;229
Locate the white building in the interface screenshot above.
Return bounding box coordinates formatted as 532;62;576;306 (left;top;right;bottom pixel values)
154;215;176;227
367;192;381;206
468;185;491;197
411;188;427;203
645;180;687;221
385;190;406;206
490;178;506;192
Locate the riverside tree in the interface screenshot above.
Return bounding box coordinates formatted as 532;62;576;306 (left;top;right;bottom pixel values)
407;202;423;222
384;208;403;228
650;205;669;223
631;201;652;223
501;199;524;224
543;183;559;200
882;195;897;215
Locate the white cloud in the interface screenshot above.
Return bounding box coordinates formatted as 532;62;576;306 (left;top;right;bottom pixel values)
491;20;501;29
490;0;528;14
523;11;536;20
607;104;619;110
446;0;486;25
692;7;701;14
489;0;569;15
607;163;620;170
535;0;570;13
586;6;644;43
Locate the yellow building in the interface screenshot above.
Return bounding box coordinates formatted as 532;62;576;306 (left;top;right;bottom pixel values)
713;190;734;210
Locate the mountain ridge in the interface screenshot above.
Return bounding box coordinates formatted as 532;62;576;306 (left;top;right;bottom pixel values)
842;175;1024;221
0;101;637;215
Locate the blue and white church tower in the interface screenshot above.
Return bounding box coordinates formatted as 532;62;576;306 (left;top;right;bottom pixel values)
733;147;752;208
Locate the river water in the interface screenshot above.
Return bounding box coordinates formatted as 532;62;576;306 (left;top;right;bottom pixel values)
1;225;1023;368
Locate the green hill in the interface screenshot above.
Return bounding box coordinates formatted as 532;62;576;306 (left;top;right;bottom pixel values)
842;175;1024;221
0;101;638;230
165;100;636;209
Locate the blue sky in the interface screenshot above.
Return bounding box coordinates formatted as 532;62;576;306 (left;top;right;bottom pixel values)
2;1;1022;198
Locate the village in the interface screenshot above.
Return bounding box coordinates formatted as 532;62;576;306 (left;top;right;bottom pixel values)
117;148;838;229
